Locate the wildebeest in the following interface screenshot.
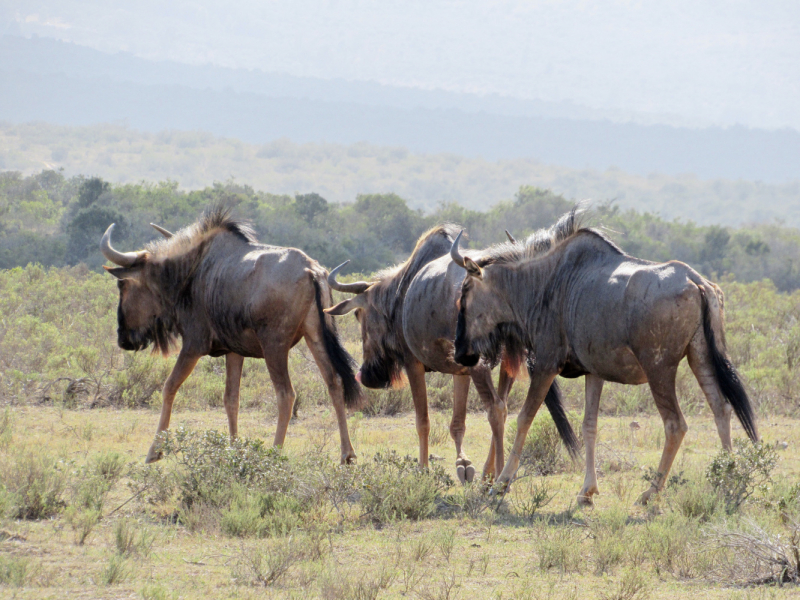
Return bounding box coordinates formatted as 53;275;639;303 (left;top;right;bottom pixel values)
325;225;578;480
451;209;758;503
100;207;362;464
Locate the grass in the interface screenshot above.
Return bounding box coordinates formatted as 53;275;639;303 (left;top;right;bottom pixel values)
0;403;798;598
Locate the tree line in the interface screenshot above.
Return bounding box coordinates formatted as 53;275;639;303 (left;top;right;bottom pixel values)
1;169;799;291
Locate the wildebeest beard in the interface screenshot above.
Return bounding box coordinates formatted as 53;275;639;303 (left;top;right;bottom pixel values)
117;304;177;354
469;322;528;375
359;344;406;389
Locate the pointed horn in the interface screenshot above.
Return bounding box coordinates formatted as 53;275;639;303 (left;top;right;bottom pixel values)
150;223;173;238
505;230;517;244
100;224;145;267
328;261;371;294
450;230;466;268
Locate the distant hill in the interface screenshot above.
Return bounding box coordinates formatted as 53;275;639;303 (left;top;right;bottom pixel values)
2;35;799;183
2;121;799;228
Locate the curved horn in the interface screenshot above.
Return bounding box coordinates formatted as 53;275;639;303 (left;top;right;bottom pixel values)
450;230;466;268
150;223;173;238
100;224;145;267
328;261;371;294
505;230;517;244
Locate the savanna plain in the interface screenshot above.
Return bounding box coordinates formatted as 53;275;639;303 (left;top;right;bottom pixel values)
1;257;799;600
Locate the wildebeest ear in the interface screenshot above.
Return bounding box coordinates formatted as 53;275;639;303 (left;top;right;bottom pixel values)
103;265;130;279
324;294;367;316
463;257;483;280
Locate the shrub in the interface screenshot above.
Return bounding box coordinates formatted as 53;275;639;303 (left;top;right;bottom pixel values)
0;450;66;519
360;451;453;525
706;440;777;513
220;488;304;538
536;527;583;574
506;412;573;476
158;427;292;508
704;519;800;585
513;479;556;522
114;518;155;557
96;555;130;586
64;506;101;545
231;537;305;587
0;555;39;587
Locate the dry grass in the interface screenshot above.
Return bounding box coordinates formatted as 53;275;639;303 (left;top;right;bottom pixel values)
0;403;798;598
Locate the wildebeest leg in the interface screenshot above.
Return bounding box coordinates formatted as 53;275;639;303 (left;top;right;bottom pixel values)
406;359;430;468
303;334;356;464
577;374;604;506
469;364;506;480
481;363;512;480
263;347;297;452
145;351;201;463
450;374;474;483
495;370;557;492
687;329;732;451
638;366;687;504
223;353;244;439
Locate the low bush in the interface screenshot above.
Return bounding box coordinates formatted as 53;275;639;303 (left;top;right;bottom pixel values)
506;412;573;476
220;488;304;538
0;450;66;519
0;555;40;587
158;427;292;508
360;451;453;525
706;440;777;513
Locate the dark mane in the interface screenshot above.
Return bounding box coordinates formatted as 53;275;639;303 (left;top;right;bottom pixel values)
477;207;623;267
374;223;462;318
146;205;257;258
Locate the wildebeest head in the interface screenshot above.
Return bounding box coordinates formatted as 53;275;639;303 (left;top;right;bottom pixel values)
101;223;175;353
450;231;522;370
324;261;405;389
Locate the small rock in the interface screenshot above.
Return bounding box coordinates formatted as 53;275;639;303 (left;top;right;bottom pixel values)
629;421;641;430
777;441;789;450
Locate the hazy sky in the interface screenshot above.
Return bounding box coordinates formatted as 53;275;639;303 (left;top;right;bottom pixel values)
4;1;799;130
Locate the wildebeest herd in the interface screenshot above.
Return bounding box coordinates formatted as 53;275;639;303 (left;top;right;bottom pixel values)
100;206;758;504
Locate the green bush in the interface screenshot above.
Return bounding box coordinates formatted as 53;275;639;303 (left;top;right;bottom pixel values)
506;412;572;476
220;488;304;538
706;440;777;513
158;427;292;508
0;450;66;519
360;451;453;524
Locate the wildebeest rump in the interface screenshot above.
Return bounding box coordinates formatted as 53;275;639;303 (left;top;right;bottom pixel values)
452;209;757;503
101;207;362;464
325;225;578;479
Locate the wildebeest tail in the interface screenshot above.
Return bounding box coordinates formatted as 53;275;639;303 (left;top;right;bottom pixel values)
543;379;581;459
699;286;758;442
311;275;362;408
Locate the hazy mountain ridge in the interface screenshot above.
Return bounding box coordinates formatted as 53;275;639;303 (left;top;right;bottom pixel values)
2;36;799;183
4;1;798;130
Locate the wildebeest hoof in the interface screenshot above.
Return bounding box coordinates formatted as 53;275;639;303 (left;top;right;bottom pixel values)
636;486;658;505
456;465;467;484
577;485;598;507
464;464;476;483
145;446;163;464
489;479;510;497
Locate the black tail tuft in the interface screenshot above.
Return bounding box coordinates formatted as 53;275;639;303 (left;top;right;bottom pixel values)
700;287;758;442
543;379;581;459
312;277;361;408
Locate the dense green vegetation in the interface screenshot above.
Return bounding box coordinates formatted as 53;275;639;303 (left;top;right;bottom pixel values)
1;263;797;419
2;168;800;290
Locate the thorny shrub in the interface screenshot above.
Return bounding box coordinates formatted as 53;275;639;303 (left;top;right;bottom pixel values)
706;440;777;513
157;427;292;508
360;451;453;525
